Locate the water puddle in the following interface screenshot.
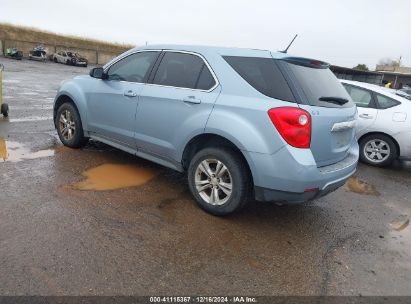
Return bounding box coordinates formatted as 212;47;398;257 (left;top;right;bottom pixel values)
72;163;158;191
0;138;54;162
390;215;410;231
346;176;380;196
54;146;71;154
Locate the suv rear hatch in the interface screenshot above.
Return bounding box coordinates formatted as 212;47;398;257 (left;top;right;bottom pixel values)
276;56;357;167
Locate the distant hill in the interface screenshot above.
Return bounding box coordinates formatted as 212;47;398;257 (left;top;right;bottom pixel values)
0;23;133;53
0;23;134;64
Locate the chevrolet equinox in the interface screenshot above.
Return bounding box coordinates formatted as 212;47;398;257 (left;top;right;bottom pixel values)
54;45;359;215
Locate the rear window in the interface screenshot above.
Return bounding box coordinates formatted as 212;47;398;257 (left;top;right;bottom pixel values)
223;56;295;102
283;60;354;108
375;93;400;109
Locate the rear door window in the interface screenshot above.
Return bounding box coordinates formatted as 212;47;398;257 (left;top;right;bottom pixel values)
153;52;216;90
223;56;294;102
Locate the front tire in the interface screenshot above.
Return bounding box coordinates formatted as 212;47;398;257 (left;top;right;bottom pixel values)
188;147;252;216
359;134;397;167
56;102;88;148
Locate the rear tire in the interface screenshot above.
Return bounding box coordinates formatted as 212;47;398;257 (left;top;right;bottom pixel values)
56;102;88;148
359;134;397;167
188;147;252;216
54;57;58;63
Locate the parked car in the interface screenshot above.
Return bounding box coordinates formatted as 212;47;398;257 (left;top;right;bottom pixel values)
53;51;88;67
54;45;358;215
28;45;47;62
397;88;411;100
341;80;411;167
5;47;23;60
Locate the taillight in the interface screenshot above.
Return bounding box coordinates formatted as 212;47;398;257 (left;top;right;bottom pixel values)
267;107;311;148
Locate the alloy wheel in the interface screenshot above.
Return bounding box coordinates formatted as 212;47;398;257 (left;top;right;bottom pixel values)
364;139;390;163
59;109;76;141
194;159;233;206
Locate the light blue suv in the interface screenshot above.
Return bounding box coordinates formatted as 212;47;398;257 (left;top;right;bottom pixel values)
54;45;359;215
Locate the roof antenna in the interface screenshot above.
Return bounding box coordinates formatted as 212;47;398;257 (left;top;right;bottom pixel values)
280;34;298;53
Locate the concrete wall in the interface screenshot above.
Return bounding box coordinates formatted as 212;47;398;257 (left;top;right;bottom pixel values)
96;52;119;65
1;39;123;65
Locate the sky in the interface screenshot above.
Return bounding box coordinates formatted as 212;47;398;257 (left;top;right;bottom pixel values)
1;0;410;69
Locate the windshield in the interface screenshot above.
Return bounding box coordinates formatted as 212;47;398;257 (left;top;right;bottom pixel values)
282;60;355;108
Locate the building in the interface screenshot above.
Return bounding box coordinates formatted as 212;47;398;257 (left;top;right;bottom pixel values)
375;65;411;89
331;65;383;85
331;65;411;89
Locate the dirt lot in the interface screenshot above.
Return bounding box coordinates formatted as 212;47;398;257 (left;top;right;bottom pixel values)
0;59;410;296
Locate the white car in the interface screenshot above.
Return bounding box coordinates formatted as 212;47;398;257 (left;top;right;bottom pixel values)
397;88;411;100
52;51;88;67
341;79;411;167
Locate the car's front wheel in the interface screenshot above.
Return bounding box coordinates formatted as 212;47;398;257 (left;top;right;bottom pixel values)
188;147;252;215
56;102;88;148
359;134;397;167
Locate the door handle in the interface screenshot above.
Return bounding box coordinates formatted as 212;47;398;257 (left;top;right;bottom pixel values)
124;90;137;97
183;96;201;104
359;113;373;119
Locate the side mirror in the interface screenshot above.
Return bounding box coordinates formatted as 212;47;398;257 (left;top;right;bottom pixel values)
89;67;107;79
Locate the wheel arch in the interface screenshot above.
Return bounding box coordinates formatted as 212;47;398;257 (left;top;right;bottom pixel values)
53;94;86;131
181;133;255;185
358;131;400;157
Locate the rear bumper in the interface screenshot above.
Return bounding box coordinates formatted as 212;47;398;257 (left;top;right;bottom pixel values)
394;131;411;159
244;141;359;203
254;169;354;203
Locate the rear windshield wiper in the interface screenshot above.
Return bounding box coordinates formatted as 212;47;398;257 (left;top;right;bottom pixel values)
319;96;349;105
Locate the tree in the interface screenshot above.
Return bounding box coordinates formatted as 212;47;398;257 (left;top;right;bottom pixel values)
353;64;369;71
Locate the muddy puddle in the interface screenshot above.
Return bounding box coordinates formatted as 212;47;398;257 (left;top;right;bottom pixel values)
72;164;158;191
390;215;410;231
0;138;54;162
346;176;380;196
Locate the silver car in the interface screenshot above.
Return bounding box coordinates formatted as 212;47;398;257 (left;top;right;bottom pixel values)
54;45;359;215
341;79;411;167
